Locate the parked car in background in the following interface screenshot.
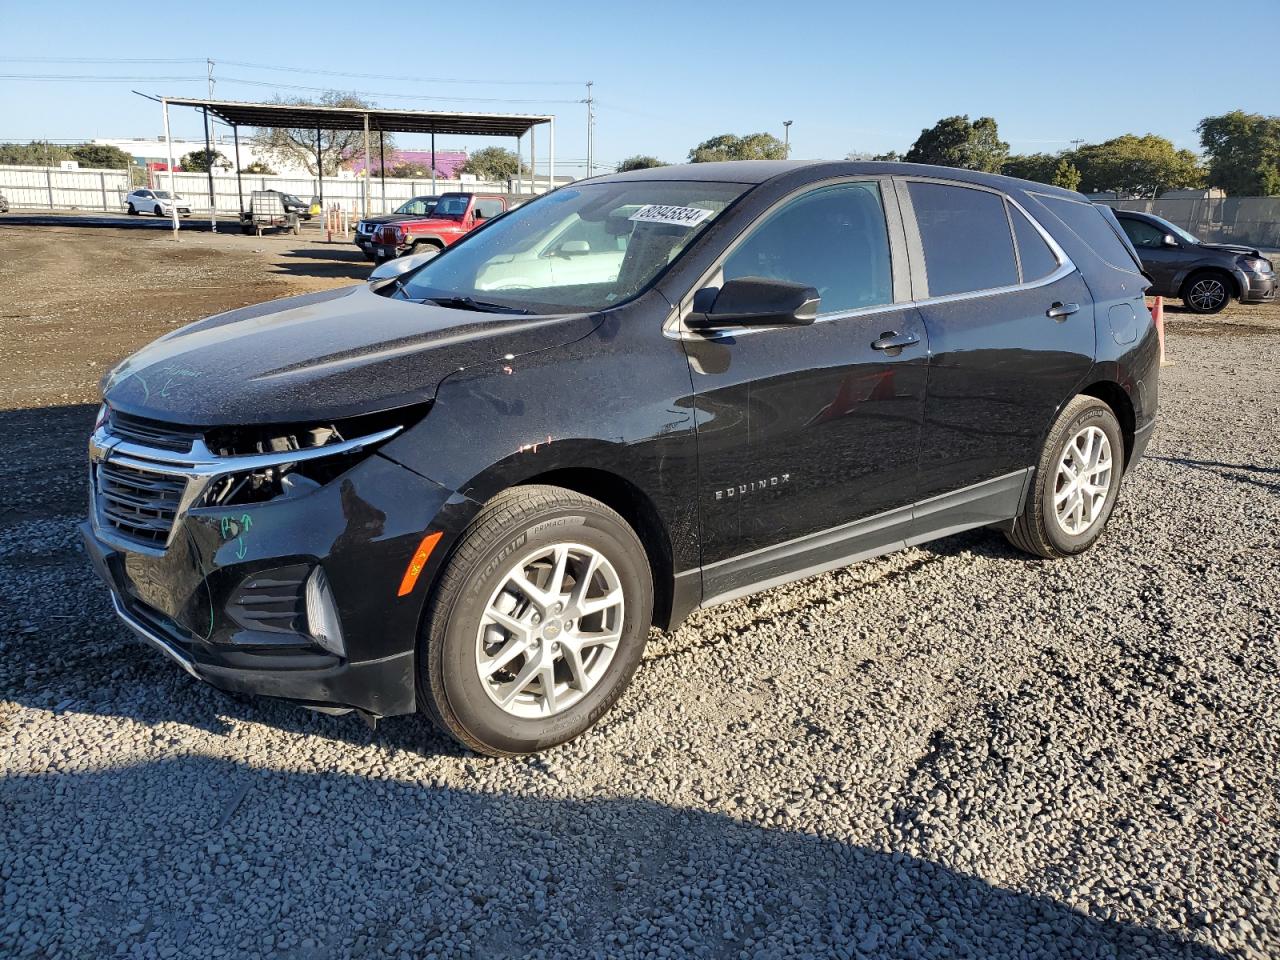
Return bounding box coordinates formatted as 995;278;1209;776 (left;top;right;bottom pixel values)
370;192;524;262
354;195;440;260
125;189;191;218
0;192;8;213
1111;209;1275;314
262;189;313;221
83;160;1159;756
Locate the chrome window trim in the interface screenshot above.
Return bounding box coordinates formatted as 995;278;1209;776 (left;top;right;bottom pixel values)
89;424;402;554
665;178;1075;342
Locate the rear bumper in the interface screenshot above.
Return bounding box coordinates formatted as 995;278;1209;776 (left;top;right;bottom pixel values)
80;452;459;717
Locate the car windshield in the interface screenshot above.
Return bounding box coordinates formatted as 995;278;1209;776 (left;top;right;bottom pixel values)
1144;212;1200;245
396;197;437;216
394;180;750;314
430;195;471;220
281;194;303;205
153;191;172;199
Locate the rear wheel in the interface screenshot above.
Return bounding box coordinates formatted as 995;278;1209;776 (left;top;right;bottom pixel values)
1182;270;1232;314
418;485;652;756
1007;395;1124;559
126;202;137;215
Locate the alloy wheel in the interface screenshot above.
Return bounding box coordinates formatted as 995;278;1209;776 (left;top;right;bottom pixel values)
475;543;624;719
1188;277;1227;312
1054;425;1113;536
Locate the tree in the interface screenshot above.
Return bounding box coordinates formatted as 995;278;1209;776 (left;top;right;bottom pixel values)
69;143;132;169
617;155;665;172
871;151;901;162
1073;134;1204;197
241;161;276;175
251;92;393;176
904;116;1008;173
1051;158;1082;192
1002;152;1058;183
0;141;73;166
1197;110;1280;196
382;160;443;179
179;149;227;173
457;146;526;182
688;133;787;163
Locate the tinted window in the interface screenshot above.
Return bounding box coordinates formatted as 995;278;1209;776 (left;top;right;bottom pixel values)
908;182;1017;296
433;195;470;219
474;197;504;219
1119;217;1166;248
723;181;892;314
1035;196;1143;272
1010;204;1059;281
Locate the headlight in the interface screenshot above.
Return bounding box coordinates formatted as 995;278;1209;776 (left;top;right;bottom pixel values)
1242;257;1273;274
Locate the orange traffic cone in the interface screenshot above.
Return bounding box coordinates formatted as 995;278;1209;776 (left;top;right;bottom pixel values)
1151;295;1172;367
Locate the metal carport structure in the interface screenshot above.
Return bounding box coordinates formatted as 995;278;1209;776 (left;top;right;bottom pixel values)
157;97;556;231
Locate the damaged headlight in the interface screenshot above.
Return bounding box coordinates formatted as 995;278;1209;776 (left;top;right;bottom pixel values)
199;404;428;509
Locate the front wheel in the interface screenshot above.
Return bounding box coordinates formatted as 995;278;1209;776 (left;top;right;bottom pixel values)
1182;271;1232;314
418;485;652;756
1006;395;1124;559
126;203;137;215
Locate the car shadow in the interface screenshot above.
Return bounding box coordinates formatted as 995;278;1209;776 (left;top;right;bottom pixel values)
0;757;1231;959
271;246;373;281
1147;454;1280;494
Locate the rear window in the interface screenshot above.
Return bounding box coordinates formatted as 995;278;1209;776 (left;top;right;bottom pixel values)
908;182;1018;297
1009;204;1060;281
1034;195;1143;273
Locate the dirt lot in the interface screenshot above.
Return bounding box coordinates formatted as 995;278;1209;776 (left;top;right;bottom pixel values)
1;222;1278;959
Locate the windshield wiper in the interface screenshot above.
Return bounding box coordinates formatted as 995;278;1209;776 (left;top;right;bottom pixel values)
427;296;532;315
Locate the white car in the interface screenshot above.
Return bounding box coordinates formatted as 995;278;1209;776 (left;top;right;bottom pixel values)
125;188;191;217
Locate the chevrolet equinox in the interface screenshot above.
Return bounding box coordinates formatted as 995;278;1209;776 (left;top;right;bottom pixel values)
82;161;1159;755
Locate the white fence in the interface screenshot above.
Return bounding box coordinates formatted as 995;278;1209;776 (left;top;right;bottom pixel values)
0;164;131;211
0;165;549;215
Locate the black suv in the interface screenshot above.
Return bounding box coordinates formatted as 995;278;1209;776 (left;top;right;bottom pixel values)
82;161;1159;755
1112;209;1275;313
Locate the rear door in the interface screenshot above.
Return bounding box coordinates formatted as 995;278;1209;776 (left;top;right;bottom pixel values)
1116;214;1181;293
681;178;929;600
899;178;1095;535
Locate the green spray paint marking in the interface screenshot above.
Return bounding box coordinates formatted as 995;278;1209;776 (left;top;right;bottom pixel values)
218;514;254;560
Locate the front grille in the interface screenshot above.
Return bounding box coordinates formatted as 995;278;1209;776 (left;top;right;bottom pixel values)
226;564;309;634
96;460;186;546
108;411;200;452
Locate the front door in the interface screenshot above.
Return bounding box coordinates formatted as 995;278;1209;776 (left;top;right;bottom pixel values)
681;179;929;602
1117;215;1182;294
901;180;1096;535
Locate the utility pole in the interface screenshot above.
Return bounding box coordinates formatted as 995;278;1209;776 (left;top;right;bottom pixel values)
783;120;793;157
1070;138;1084;152
207;59;217;231
585;81;594;177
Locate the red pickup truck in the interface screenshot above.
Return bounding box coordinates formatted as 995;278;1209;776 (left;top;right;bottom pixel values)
371;192;525;261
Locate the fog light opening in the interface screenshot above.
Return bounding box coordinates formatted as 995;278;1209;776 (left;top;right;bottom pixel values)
305;566;345;657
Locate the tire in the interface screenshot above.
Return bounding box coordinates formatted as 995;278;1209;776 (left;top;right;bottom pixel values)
126;203;136;215
1006;395;1125;559
1182;270;1232;314
418;485;653;756
153;204;166;217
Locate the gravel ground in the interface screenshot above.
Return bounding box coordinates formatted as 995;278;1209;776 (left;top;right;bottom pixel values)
1;224;1278;959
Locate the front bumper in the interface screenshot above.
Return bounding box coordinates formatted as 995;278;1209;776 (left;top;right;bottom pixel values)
81;452;459;717
1239;270;1276;303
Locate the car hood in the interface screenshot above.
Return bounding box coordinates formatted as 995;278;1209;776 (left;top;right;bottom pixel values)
102;284;599;426
1198;242;1263;258
360;213;424;227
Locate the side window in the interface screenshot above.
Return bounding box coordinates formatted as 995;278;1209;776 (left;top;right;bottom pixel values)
1035;196;1143;272
1120;217;1165;248
722;181;892;314
402;199;426;216
1009;204;1060;282
474;198;504;220
908;182;1018;296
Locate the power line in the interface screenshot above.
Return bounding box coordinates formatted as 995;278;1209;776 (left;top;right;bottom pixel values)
0;73;204;82
0;56;206;64
216;75;579;105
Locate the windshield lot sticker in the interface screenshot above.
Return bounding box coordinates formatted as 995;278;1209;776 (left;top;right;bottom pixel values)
629;204;713;228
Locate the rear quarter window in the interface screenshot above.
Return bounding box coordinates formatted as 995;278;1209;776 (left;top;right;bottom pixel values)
1033;195;1143;273
908;181;1018;297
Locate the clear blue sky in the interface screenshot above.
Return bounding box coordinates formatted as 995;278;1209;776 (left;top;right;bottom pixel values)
0;0;1271;173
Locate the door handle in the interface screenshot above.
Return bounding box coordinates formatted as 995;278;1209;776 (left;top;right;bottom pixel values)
871;331;920;352
1047;301;1080;320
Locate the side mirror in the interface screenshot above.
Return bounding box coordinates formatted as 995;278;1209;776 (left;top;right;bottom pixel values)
685;277;820;331
368;248;438;282
1162;234;1179;248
